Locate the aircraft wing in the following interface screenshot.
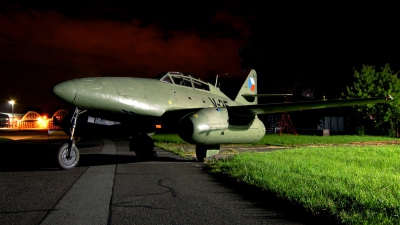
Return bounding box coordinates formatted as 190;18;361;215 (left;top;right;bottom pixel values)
227;96;391;116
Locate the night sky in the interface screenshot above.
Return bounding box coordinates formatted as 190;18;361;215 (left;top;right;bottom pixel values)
0;1;398;113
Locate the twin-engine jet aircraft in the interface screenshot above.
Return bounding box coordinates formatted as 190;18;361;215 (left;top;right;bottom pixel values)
53;69;390;169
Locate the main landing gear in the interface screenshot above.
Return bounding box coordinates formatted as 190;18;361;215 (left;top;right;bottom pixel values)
129;133;157;158
195;144;220;162
57;107;85;169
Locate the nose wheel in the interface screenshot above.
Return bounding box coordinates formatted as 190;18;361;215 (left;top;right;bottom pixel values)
57;142;80;169
57;107;85;169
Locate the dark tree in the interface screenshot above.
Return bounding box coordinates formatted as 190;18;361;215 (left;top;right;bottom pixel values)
343;64;400;135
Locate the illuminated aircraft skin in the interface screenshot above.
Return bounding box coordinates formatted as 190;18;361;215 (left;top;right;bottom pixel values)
53;69;391;169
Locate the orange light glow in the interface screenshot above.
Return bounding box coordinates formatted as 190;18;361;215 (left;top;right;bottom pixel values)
156;124;162;129
37;116;49;128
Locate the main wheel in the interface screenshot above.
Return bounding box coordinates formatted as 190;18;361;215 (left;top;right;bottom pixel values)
57;143;80;169
196;145;207;162
129;133;156;158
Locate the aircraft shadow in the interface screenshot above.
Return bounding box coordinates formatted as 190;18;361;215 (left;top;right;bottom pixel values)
77;154;195;167
0;142;194;172
203;167;339;225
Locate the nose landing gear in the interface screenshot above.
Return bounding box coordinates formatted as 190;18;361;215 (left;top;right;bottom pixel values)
57;107;85;169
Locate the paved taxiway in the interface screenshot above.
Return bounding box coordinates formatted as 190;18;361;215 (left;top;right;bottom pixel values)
0;132;335;225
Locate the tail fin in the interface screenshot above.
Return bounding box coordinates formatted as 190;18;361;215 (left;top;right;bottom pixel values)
234;69;258;105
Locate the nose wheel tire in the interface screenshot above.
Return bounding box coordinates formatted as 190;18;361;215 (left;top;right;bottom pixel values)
57;143;80;169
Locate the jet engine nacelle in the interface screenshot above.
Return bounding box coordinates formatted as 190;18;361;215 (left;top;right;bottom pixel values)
178;108;265;145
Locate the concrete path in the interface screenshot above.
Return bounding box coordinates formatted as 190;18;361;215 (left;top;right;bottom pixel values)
0;136;334;225
41;139;116;225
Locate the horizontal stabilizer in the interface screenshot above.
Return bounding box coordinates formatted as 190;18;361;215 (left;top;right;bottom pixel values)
241;94;293;102
241;94;293;97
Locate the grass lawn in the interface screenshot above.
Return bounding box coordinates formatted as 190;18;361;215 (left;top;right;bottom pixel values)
154;133;400;224
153;133;397;147
0;137;11;142
208;146;400;224
251;134;397;146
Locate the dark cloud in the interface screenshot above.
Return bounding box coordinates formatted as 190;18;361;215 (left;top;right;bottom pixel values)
1;1;398;112
0;2;250;111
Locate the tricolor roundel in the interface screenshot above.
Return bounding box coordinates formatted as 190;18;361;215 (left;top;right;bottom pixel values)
248;77;255;91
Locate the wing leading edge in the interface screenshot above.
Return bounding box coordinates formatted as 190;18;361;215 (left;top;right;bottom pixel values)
227;96;392;116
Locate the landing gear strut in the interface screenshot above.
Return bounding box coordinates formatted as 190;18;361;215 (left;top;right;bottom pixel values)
196;144;220;161
129;133;157;159
57;107;85;169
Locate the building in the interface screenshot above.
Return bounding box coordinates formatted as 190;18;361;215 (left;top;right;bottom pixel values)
0;109;67;130
0;112;24;128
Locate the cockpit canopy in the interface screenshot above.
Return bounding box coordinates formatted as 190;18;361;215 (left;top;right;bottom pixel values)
155;71;210;91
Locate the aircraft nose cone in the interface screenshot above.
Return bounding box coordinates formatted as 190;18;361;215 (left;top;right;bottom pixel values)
53;80;76;104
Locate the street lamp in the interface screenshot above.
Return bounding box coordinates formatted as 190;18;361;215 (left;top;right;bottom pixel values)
8;100;14;128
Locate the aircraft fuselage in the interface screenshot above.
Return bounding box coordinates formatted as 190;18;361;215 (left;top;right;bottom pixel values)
53;75;239;117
